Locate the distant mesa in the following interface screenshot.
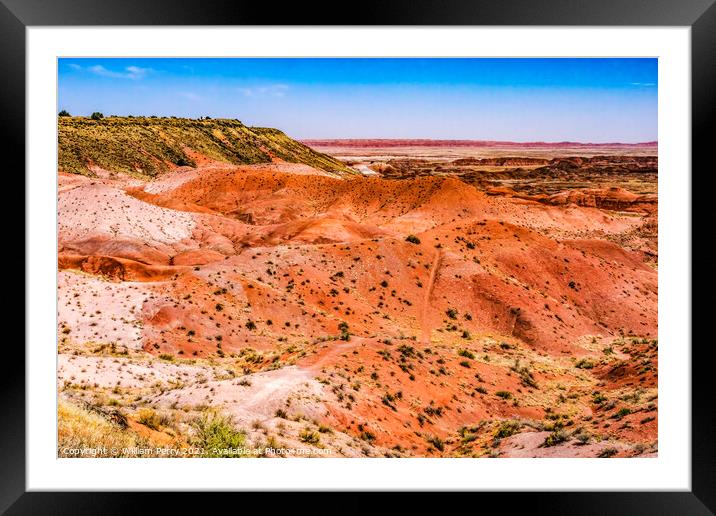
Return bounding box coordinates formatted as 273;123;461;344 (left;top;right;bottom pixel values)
301;138;658;149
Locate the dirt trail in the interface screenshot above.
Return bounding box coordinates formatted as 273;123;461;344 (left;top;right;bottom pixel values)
237;339;364;419
420;249;442;344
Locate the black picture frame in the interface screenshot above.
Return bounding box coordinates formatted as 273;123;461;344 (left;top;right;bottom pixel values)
3;0;713;513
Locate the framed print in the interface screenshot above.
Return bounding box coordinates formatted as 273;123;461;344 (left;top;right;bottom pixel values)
4;0;715;513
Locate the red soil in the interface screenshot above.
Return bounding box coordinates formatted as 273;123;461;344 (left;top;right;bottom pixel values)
489;186;657;215
57;162;658;456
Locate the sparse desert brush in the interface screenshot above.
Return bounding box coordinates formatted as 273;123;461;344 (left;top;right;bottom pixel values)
494;420;522;439
299;428;321;445
457;349;475;359
592;392;607;404
598;447;618;458
460;428;479;445
405;234;421;245
612;407;632;420
137;407;168;431
425;434;445;452
359;430;376;442
511;359;538;389
266;435;282;450
192;411;247;457
575;358;595;369
58;400;149;457
424;405;443;418
542;429;568;447
574;430;592;445
338;321;351;341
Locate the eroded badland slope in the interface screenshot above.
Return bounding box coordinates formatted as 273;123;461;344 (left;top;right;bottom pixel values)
57;121;657;457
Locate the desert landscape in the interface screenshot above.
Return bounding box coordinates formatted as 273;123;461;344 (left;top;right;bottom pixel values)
57;116;658;458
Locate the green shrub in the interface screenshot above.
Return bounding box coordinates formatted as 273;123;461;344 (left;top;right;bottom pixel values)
405;235;421;245
575;432;591;445
592;392;607;404
424;406;443;418
90;112;104;120
425;434;444;451
598;447;618;458
58;109;71;117
192;412;247;457
495;390;512;400
542;429;567;447
612;407;632;420
397;344;416;358
299;429;320;445
575;358;595;369
360;430;376;442
338;321;351;341
494;420;521;439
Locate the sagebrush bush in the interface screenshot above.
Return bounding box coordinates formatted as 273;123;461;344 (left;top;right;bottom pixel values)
192;412;247;457
494;420;521;439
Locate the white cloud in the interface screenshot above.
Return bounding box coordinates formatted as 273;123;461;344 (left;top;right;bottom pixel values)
82;64;152;80
629;82;656;87
236;84;289;98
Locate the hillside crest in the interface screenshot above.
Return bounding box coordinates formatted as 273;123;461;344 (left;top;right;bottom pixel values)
58;116;353;178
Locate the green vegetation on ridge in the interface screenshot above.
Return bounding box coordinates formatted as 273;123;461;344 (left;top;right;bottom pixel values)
58;116;354;178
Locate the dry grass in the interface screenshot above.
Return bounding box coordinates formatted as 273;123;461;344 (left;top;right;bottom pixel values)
58;400;150;457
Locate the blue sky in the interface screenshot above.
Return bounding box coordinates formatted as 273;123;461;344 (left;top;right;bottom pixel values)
58;58;657;142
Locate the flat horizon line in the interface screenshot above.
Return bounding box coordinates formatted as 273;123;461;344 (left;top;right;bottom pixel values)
301;138;658;147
